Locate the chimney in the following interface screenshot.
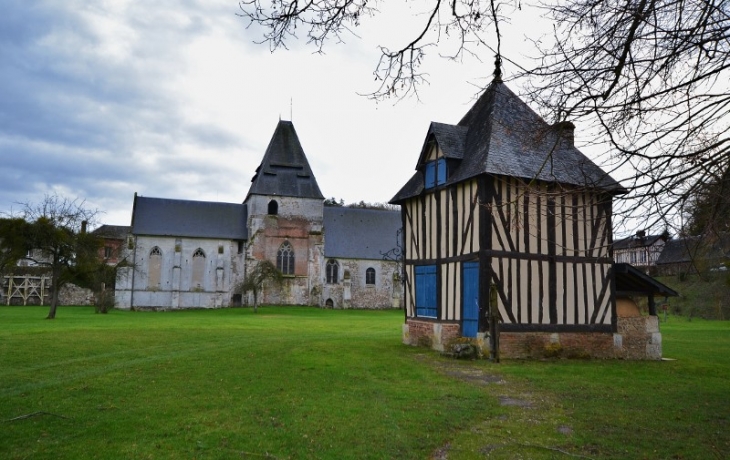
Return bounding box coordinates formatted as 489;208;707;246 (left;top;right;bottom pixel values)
81;220;87;234
553;121;575;146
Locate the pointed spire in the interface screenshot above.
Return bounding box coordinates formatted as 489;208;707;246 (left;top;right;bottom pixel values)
245;120;324;201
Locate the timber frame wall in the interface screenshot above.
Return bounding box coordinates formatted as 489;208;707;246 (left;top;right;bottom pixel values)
402;173;616;336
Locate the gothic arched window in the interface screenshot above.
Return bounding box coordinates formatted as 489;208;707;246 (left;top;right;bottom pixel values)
277;241;294;275
366;267;376;285
326;259;339;284
148;246;162;288
192;248;206;288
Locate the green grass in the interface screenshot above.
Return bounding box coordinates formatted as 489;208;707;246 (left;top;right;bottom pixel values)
1;307;729;459
485;317;730;459
654;273;730;319
1;307;496;459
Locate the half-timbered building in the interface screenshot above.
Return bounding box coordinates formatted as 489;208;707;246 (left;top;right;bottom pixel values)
390;79;660;358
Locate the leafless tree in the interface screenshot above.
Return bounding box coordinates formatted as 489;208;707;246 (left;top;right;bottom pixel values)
21;194;100;319
236;260;283;313
238;0;730;234
523;0;730;234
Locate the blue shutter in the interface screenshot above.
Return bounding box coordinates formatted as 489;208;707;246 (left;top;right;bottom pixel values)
424;162;436;189
415;265;437;318
462;262;479;337
436;158;447;185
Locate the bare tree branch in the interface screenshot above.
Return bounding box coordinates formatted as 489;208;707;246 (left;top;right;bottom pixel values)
238;0;505;100
523;0;730;233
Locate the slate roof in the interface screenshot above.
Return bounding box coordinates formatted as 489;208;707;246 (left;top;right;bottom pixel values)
323;207;402;260
655;238;699;265
391;80;626;203
92;224;131;239
419;122;468;160
131;195;248;240
246;120;324;201
655;235;730;266
613;234;667;251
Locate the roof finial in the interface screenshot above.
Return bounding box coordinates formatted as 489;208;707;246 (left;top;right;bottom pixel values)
493;54;503;82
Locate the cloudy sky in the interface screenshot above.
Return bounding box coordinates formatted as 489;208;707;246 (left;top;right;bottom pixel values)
2;1;549;227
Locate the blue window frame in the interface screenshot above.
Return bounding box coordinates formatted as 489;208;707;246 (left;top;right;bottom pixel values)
415;265;437;318
424;158;447;189
425;162;436;188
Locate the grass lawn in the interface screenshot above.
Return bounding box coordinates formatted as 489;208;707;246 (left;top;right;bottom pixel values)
1;307;729;459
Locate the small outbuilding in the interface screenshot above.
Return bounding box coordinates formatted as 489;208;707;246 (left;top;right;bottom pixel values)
392;78;671;359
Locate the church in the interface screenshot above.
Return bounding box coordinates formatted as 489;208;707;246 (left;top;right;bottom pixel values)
115;121;403;310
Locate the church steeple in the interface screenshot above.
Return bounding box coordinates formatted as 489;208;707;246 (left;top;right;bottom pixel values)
245;120;324;201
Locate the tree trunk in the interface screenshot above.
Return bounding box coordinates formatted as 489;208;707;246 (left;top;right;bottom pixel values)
46;266;61;319
253;290;258;313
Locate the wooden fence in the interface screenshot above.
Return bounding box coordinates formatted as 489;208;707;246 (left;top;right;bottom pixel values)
2;275;51;305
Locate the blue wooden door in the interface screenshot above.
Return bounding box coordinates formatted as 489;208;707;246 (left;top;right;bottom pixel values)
462;262;479;337
415;265;437;318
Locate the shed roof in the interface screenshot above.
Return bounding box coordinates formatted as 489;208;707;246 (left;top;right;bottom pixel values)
614;263;678;297
132;195;248;240
323;207;402;260
246;120;324;201
391;80;625;203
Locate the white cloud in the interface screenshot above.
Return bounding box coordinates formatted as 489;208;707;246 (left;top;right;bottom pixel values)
0;0;578;228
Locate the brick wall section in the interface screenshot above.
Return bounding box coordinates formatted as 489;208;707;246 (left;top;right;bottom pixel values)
404;317;662;360
498;332;616;359
403;319;460;351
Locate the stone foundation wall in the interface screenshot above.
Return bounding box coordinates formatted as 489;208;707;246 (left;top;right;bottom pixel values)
403;316;662;360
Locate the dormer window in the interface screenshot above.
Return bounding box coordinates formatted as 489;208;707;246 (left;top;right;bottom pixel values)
424;158;447;189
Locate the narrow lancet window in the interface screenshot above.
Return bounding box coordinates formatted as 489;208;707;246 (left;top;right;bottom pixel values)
277;241;294;275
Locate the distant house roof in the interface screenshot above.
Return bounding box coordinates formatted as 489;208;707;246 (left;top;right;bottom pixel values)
246;120;324;201
92;224;131;239
391;80;626;203
613;233;667;251
131;195;248;240
323;207;402;260
656;235;730;266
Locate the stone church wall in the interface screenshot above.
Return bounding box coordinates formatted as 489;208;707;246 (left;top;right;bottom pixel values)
321;258;401;309
115;235;244;309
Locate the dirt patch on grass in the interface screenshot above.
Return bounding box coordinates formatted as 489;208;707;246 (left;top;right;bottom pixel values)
499;396;534;408
422;356;507;386
421;355;581;459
